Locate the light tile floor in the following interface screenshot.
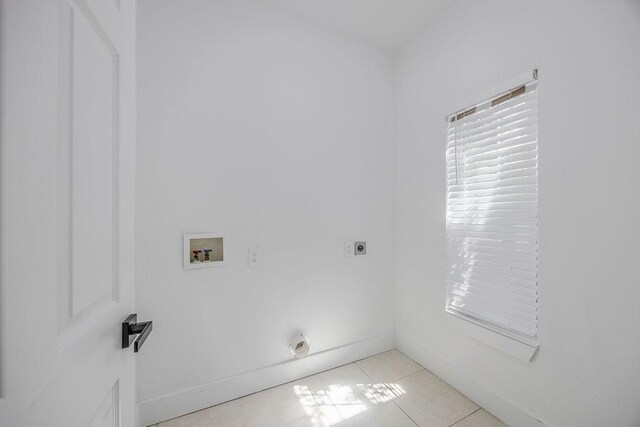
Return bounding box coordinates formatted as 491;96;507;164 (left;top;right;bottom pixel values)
154;350;505;427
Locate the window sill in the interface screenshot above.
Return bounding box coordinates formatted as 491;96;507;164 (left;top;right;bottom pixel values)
445;312;538;363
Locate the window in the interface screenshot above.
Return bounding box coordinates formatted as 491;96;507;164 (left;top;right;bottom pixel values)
446;77;539;347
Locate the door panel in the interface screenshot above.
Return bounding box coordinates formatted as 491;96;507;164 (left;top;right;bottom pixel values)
0;0;137;425
64;0;119;318
88;381;120;427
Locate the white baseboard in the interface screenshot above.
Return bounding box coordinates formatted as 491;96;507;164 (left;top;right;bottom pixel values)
397;337;545;427
139;332;396;426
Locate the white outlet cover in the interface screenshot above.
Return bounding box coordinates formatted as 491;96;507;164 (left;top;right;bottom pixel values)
344;241;355;257
248;247;262;267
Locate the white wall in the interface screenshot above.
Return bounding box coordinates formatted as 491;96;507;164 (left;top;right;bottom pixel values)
136;0;396;423
395;1;640;426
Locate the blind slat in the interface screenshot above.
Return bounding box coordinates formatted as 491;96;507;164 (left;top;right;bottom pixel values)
446;81;539;347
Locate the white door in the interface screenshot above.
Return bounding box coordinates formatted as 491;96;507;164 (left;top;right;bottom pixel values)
0;0;138;426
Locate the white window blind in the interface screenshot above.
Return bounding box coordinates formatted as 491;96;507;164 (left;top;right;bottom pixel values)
446;79;539;347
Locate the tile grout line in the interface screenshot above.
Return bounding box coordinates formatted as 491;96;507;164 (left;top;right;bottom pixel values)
353;355;421;427
448;407;481;427
389;355;426;426
384;365;487;427
391;400;420;427
392;352;488;427
353;359;375;382
354;351;425;383
394;367;425;382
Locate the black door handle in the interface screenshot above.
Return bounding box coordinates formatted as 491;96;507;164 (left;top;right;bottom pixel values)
122;314;153;353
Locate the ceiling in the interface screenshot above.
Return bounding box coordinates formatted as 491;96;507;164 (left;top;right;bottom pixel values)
254;0;449;50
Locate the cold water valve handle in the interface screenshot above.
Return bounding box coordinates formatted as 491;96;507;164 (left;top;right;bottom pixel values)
122;314;153;353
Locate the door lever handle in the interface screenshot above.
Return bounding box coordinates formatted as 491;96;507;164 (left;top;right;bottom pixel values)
122;314;153;353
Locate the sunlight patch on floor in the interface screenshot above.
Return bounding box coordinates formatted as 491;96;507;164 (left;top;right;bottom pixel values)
358;382;406;404
293;382;406;426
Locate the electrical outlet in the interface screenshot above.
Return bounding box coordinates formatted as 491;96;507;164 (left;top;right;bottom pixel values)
355;241;366;255
248;247;262;267
344;241;355;257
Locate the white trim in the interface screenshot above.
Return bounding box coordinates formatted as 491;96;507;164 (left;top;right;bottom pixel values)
139;332;396;426
446;313;538;362
397;337;546;427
